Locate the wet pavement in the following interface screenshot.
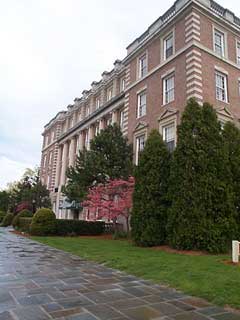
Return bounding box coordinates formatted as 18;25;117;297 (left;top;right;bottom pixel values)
0;228;239;320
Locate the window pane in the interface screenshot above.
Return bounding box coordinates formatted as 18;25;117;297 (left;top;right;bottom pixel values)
165;33;173;59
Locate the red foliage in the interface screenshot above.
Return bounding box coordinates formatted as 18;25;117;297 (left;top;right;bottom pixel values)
83;177;135;231
15;201;32;214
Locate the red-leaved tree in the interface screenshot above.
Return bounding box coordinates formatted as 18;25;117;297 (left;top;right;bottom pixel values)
83;177;135;232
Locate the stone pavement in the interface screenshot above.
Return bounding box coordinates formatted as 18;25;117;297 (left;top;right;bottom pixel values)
0;229;239;320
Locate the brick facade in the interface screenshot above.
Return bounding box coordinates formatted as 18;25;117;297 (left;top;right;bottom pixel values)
40;0;240;219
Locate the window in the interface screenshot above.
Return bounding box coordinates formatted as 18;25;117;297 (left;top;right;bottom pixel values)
96;97;100;109
163;74;175;105
135;135;145;165
164;32;174;60
51;131;55;142
86;106;90;116
121;78;126;91
107;115;112;126
107;88;113;101
214;29;225;57
138;54;147;78
120;110;125;129
137;91;147;118
49;152;53;165
85;130;89;149
237;42;240;65
43;155;47;167
163;123;175;152
95;123;100;136
215;72;228;102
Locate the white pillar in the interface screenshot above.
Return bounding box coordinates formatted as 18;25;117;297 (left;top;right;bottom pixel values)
112;78;118;96
112;110;118;124
89;125;95;143
78;132;84;152
60;142;68;186
69;137;77;167
55;144;62;189
99;118;105;131
232;241;239;263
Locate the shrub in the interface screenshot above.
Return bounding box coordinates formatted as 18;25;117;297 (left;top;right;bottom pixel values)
131;130;171;246
55;219;105;236
30;208;56;236
167;100;237;253
12;209;33;229
18;218;32;233
0;211;6;223
1;213;14;227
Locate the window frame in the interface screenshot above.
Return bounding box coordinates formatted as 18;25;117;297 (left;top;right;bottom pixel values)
137;91;147;118
215;71;228;103
163;31;174;60
213;28;225;57
236;41;240;65
163;74;175;105
135;134;146;165
138;53;147;79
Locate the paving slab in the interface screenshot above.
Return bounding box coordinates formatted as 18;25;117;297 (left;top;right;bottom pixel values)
0;228;239;320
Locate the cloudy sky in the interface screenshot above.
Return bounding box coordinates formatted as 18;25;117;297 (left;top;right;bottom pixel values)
0;0;239;189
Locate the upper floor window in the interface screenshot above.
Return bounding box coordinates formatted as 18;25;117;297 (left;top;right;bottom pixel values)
135;135;145;165
96;97;100;109
215;71;228;102
138;54;147;78
43;155;47;167
137;91;147;118
162;123;175;152
163;74;175;105
95;123;100;136
51;131;55;142
49;152;53;165
86;106;90;117
120;110;125;129
164;32;174;60
237;42;240;65
47;135;51;145
107;88;113;101
121;78;126;91
214;29;225;57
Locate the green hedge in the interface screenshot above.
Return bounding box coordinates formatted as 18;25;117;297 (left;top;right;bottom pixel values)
0;211;6;223
55;219;105;236
1;213;14;227
30;208;56;236
12;209;33;229
18;218;32;233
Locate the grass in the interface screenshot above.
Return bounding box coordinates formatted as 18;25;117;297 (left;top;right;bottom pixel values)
32;236;240;309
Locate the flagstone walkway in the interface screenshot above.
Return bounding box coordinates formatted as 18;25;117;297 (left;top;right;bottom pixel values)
0;228;239;320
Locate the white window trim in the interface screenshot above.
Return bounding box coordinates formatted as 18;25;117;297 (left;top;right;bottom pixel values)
215;71;228;103
212;25;228;58
135;134;146;165
163;74;175;106
159;117;177;148
162;29;175;61
137;52;148;79
137;91;147;118
236;39;240;65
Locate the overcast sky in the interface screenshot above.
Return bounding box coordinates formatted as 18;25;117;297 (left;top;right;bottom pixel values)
0;0;239;189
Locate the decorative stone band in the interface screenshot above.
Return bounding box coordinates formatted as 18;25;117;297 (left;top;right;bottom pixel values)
185;11;201;44
185;49;203;104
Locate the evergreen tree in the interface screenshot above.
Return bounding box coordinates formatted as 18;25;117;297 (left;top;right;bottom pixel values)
223;121;240;237
131;130;170;246
167;99;237;253
64;124;133;202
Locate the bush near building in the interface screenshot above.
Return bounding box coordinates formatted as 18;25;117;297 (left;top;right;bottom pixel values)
12;209;33;229
167;100;238;253
0;211;6;223
131;130;170;246
55;220;105;236
30;208;56;236
1;213;14;227
18;218;32;233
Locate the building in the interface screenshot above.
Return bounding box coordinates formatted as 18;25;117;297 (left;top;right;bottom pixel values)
40;0;240;219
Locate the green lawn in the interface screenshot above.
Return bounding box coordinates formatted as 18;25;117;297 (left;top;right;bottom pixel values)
32;236;240;309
